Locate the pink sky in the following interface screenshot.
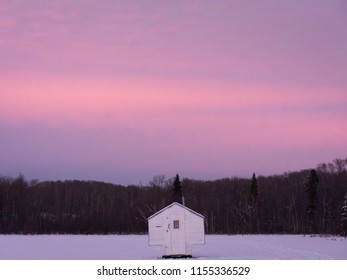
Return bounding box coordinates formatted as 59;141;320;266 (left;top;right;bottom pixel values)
1;0;347;185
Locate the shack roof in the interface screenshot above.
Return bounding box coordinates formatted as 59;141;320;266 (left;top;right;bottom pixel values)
147;202;204;220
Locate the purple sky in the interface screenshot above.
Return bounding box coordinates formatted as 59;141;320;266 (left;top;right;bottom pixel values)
1;0;347;185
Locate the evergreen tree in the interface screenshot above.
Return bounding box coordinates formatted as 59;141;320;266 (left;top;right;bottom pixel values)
304;169;319;234
173;174;183;204
246;172;259;233
340;192;347;237
250;172;259;200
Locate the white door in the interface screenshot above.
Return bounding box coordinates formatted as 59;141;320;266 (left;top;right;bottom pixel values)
169;213;186;255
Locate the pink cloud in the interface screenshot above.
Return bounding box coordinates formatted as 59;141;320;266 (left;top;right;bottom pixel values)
1;74;346;128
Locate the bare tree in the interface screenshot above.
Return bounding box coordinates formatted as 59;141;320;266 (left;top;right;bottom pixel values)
333;158;347;173
149;174;166;188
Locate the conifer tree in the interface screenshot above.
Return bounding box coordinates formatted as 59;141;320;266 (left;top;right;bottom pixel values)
250;172;259;201
340;192;347;237
173;174;183;204
304;169;319;234
246;172;259;233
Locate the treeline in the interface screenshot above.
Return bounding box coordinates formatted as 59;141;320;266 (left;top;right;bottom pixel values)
1;158;347;235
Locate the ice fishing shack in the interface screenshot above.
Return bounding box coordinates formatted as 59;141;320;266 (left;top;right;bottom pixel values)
148;202;205;258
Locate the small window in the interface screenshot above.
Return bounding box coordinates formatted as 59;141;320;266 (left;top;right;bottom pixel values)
173;220;180;229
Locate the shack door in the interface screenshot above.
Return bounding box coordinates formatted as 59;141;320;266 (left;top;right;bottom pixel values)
169;213;186;255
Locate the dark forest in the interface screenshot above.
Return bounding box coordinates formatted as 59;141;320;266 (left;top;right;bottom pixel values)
1;158;347;235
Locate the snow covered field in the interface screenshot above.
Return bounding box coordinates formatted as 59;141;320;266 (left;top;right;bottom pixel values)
0;234;346;260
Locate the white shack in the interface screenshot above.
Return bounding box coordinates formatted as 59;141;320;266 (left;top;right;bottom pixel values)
148;202;205;258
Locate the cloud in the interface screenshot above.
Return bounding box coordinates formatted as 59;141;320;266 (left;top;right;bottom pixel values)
1;0;347;90
1;1;347;183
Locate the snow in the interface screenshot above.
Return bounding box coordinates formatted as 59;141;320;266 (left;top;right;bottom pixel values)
0;234;346;260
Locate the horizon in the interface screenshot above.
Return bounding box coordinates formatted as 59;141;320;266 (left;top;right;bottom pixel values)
2;156;343;186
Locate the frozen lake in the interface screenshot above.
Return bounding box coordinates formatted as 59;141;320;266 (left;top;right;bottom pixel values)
0;234;346;260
